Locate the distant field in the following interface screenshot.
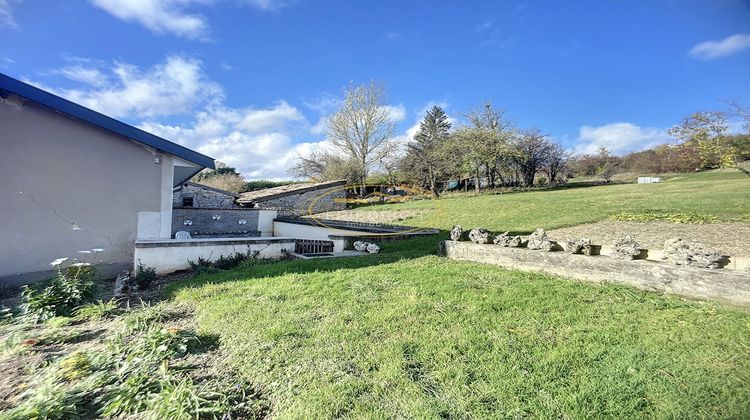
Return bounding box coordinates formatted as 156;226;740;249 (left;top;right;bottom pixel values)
354;171;750;233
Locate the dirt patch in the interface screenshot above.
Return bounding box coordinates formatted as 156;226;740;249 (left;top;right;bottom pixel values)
308;209;431;224
547;221;750;258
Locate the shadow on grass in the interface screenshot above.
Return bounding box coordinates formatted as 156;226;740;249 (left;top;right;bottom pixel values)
163;226;545;299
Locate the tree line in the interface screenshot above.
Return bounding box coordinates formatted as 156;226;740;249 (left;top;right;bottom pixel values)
291;82;750;195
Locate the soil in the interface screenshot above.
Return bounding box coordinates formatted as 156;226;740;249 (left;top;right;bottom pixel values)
547;221;750;257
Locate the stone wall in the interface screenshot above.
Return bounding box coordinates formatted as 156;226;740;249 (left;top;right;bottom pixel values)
257;187;346;216
172;208;261;238
438;240;750;308
173;183;238;209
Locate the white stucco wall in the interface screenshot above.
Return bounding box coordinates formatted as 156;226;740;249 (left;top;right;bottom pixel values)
272;221;374;252
0;98;173;285
134;238;295;274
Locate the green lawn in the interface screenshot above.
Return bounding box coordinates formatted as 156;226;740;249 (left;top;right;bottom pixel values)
168;171;750;418
358;171;750;232
171;238;750;418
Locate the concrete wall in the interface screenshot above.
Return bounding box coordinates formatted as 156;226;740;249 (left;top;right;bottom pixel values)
257;187;346;216
272;221;372;252
0;99;166;286
134;237;295;274
438;240;750;308
173;183;238;209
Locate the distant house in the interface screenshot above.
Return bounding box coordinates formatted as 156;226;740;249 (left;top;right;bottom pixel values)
237;180;347;216
0;73;215;286
173;182;240;209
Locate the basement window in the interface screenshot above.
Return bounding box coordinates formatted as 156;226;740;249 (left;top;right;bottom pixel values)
182;197;194;208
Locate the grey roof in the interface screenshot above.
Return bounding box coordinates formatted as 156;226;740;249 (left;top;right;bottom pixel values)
0;72;215;170
238;180;347;204
175;181;241;198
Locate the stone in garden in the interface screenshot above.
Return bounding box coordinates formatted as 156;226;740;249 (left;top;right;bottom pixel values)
113;270;131;297
366;243;380;254
507;236;527;248
468;228;491;244
493;232;511;246
527;228;558;251
662;238;725;269
353;241;368;252
611;235;645;260
450;225;464;241
566;238;596;255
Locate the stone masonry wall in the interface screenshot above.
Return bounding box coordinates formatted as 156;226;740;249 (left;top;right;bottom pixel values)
257;187;346;216
173;183;238;209
172;208;261;238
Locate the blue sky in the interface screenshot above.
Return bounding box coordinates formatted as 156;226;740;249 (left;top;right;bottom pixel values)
2;0;750;179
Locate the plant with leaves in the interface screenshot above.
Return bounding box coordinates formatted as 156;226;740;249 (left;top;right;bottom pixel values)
668;111;730;169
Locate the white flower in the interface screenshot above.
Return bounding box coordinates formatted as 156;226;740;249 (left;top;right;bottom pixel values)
70;262;92;267
50;257;69;267
78;250;92;254
91;248;104;253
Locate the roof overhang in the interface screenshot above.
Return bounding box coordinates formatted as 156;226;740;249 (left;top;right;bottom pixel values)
0;72;215;170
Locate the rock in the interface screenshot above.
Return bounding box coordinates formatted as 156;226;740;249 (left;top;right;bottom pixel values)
353;241;368;252
493;232;511;246
611;235;646;260
663;238;726;269
113;270;131;297
565;238;597;255
450;225;464;241
366;243;380;254
468;228;491;244
507;235;527;248
527;228;559;251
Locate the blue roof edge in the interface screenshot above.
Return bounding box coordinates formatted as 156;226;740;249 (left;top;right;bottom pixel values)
0;72;216;170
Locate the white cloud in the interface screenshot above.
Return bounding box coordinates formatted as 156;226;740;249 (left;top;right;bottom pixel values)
0;0;19;28
47;56;223;118
54;66;108;87
91;0;211;40
573;122;670;155
689;33;750;60
382;104;406;123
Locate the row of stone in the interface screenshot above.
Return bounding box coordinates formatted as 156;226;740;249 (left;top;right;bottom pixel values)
353;241;381;254
450;225;727;269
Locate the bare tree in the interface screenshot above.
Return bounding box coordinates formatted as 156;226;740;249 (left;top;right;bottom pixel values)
289;150;360;183
514;128;552;187
327;81;395;195
544;143;573;184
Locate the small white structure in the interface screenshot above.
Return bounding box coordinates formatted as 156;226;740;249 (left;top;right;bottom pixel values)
637;177;662;184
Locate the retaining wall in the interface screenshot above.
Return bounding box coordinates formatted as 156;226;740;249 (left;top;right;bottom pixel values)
438;240;750;308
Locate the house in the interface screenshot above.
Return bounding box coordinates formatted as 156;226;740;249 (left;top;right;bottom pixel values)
237;180;347;216
171;182;266;238
0;73;215;286
173;181;240;209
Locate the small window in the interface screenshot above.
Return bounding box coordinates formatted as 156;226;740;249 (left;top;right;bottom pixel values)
182;197;194;207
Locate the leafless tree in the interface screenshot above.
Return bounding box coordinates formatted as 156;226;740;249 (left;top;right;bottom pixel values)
544;143;573;184
327;81;395;195
514;128;552;187
289;150;360;183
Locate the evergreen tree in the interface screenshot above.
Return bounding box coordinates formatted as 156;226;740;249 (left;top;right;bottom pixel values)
408;106;451;196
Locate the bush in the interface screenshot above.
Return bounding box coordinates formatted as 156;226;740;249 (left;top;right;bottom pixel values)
20;267;96;322
189;252;255;272
135;262;157;290
74;299;122;321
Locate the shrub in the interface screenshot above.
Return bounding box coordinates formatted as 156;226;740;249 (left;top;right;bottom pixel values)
20;267;95;322
74;299;122;321
135;262;157;290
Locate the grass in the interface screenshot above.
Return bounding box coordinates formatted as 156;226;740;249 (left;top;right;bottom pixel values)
356;171;750;232
167;235;750;418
